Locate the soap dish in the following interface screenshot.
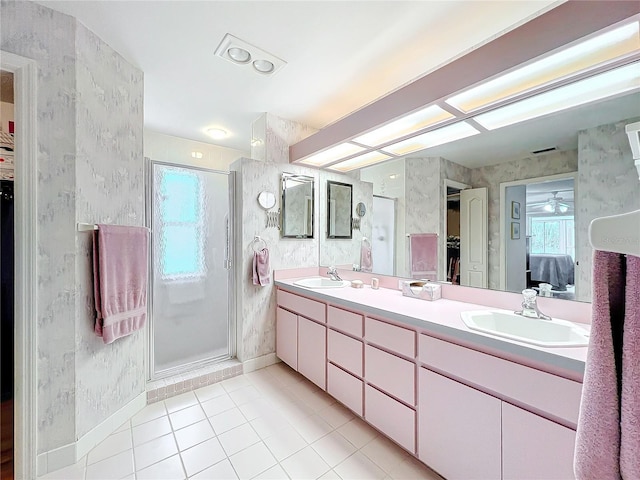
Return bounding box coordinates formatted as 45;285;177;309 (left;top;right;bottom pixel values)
351;280;364;289
402;280;441;301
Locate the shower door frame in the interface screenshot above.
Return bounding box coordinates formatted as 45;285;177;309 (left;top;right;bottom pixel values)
146;159;236;381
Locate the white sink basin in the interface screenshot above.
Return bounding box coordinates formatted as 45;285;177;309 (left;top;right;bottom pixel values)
460;310;589;347
293;277;351;289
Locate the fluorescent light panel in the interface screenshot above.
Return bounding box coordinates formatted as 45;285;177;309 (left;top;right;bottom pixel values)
327;151;392;172
446;21;640;113
474;62;640;130
352;105;454;147
297;142;365;167
381;121;480;156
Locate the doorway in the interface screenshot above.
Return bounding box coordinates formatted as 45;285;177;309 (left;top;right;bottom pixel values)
148;161;235;379
371;195;396;276
0;69;15;480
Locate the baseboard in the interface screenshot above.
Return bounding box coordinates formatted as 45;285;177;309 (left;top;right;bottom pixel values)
37;391;146;476
243;352;280;373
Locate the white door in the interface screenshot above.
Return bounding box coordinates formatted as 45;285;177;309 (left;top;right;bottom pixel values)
372;196;396;276
460;187;488;288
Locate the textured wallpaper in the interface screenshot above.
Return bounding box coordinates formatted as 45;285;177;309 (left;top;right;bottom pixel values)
576;116;640;302
74;23;145;439
471;150;578;291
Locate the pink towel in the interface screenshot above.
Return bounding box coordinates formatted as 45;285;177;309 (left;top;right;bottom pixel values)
360;240;372;273
575;251;624;479
409;233;438;279
252;248;270;286
93;225;149;344
621;255;640;478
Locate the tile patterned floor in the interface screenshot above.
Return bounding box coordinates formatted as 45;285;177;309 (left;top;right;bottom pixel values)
40;363;442;480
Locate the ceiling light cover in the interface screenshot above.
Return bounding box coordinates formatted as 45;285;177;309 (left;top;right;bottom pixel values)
191;151;203;159
253;60;275;74
381;121;480;156
206;128;228;139
297;143;366;167
227;47;251;64
473;61;640;130
446;21;640;113
352;105;454;147
327;151;392;172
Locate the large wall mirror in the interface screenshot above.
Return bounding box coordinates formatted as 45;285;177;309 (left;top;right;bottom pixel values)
281;173;314;238
318;91;640;303
327;181;353;239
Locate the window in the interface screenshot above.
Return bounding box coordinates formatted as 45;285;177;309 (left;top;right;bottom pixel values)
528;216;575;259
158;169;204;278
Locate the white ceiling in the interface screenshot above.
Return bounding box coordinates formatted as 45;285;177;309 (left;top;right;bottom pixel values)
37;0;559;152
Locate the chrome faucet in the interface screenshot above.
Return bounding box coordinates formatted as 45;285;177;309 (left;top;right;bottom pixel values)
327;266;343;281
515;289;551;321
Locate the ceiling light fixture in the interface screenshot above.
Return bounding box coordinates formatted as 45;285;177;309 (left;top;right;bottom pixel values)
206;128;228;140
446;21;640;113
191;151;203;159
473;61;640;130
215;33;286;76
297;143;366;167
327;151;393;172
381;121;481;156
352;105;454;147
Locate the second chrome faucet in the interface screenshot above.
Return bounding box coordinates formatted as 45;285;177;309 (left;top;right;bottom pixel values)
515;289;551;321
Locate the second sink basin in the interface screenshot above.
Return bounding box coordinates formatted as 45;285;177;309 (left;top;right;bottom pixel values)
293;277;351;289
460;310;590;347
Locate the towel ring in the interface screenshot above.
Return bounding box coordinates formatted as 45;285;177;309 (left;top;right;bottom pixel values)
252;236;268;253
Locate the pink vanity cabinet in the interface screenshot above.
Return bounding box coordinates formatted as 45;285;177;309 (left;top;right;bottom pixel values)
276;290;327;389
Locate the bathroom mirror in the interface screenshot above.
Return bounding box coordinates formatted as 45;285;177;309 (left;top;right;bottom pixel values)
327;181;353;239
281;173;314;238
318;90;640;303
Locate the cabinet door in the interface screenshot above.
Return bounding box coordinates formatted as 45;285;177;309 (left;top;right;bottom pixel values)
276;307;297;370
419;368;501;480
502;402;576;480
298;316;327;389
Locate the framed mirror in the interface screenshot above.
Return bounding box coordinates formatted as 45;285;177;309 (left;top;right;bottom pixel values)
281;173;314;238
327;181;353;239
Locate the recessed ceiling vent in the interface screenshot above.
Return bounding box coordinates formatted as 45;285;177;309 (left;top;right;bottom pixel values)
531;146;558;155
215;33;286;76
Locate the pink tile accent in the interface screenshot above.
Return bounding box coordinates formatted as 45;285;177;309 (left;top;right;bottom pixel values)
274;267;322;280
298;317;327;389
364;384;415;453
327;363;363;416
365;345;415;406
276;307;298;370
327;306;363;337
277;289;326;324
328;329;363;377
365;317;415;358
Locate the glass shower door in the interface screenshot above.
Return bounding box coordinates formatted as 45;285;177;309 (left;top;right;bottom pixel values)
149;161;234;377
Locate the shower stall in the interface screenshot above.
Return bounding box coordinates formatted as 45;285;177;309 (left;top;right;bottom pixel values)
148;161;235;379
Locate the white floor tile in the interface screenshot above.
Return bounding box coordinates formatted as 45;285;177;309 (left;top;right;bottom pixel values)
194;383;226;403
265;363;303;387
334;451;386;480
281;445;331;480
252;464;289;480
336;418;379;449
136;453;185;480
249;412;290;440
190;459;238;480
388;456;443;480
174;419;215;451
133;415;173;446
318;470;342;480
209;406;247;435
238;397;274;421
85;449;135;480
292;413;334;444
165;391;199;413
263;425;307;461
316;402;355;429
201;393;236;417
169;403;206;430
312;431;357;468
113;419;131;434
361;435;410;474
180;437;227;477
132;401;168;426
221;374;251;392
217;423;261;456
39;459;85;480
133;433;179;471
229;442;277;479
228;384;262;406
87;429;133;465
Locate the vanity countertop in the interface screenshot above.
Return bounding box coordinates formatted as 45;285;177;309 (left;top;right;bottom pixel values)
275;278;588;381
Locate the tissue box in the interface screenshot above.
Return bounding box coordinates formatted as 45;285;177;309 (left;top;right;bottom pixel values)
402;280;442;301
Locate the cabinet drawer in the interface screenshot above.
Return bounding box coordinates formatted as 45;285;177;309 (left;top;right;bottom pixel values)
328;329;363;377
277;289;326;324
328;306;363;337
328;363;363;416
365;317;415;357
365;345;414;405
298;316;326;390
276;307;297;370
419;334;582;425
365;384;415;453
